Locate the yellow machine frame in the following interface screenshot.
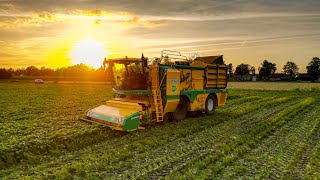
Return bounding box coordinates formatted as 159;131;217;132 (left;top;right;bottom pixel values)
81;52;228;131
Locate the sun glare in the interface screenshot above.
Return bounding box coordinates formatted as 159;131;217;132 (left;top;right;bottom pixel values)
70;38;107;68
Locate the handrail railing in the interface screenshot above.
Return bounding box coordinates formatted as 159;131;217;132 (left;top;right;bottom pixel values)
161;50;188;62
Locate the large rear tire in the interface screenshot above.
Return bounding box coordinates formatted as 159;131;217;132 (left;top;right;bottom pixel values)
205;94;216;115
173;98;188;121
188;110;202;118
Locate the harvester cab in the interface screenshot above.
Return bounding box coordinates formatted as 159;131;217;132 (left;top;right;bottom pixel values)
106;56;148;91
81;51;228;131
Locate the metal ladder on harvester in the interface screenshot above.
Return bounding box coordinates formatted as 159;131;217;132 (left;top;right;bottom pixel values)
153;89;164;122
151;67;164;122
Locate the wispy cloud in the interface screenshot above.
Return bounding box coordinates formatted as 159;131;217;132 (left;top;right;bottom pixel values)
1;7;319;30
146;12;320;21
143;33;320;55
0;9;169;29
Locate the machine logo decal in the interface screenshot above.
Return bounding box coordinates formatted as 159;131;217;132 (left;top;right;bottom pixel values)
169;78;179;82
171;84;178;92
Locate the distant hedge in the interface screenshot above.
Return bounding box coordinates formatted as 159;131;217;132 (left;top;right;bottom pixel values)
0;69;12;79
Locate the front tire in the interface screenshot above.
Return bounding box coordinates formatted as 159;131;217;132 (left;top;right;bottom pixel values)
205;94;216;115
164;112;174;122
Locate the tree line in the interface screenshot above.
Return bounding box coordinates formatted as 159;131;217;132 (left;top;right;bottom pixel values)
1;57;320;82
0;63;110;81
227;57;320;82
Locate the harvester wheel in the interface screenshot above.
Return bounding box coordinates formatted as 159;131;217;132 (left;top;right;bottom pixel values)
188;110;202;118
205;94;216;115
173;97;188;121
164;112;174;122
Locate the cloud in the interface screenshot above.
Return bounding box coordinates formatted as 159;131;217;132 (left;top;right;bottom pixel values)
69;9;168;26
2;0;320;17
0;2;19;12
142;33;320;54
1;0;319;29
0;12;62;29
0;9;168;29
2;9;319;30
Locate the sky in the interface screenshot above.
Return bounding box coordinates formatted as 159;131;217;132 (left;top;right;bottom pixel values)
0;0;320;72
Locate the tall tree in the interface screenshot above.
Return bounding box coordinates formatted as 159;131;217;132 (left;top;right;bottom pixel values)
283;61;299;80
307;57;320;82
259;60;277;80
15;68;26;76
227;63;234;80
0;68;12;79
25;66;40;76
235;63;250;81
7;68;14;75
235;64;250;75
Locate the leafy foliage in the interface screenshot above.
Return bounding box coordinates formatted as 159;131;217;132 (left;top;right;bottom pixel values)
227;63;234;80
235;64;250;76
283;61;299;80
0;68;12;79
1;64;110;81
234;63;251;81
259;60;277;80
307;57;320;81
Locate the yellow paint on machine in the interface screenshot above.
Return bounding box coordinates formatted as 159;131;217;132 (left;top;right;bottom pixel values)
216;92;228;106
189;93;209;111
150;66;159;88
164;69;180;113
191;70;204;90
106;100;143;111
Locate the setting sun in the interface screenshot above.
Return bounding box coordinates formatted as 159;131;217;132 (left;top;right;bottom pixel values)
70;38;108;68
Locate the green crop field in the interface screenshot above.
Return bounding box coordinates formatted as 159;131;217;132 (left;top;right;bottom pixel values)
228;81;320;90
0;82;320;179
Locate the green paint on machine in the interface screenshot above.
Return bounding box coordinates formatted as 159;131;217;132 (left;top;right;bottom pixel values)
171;84;178;92
167;95;180;100
122;112;141;131
181;89;228;102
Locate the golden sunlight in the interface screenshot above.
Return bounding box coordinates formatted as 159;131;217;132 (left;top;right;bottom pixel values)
70;38;108;68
